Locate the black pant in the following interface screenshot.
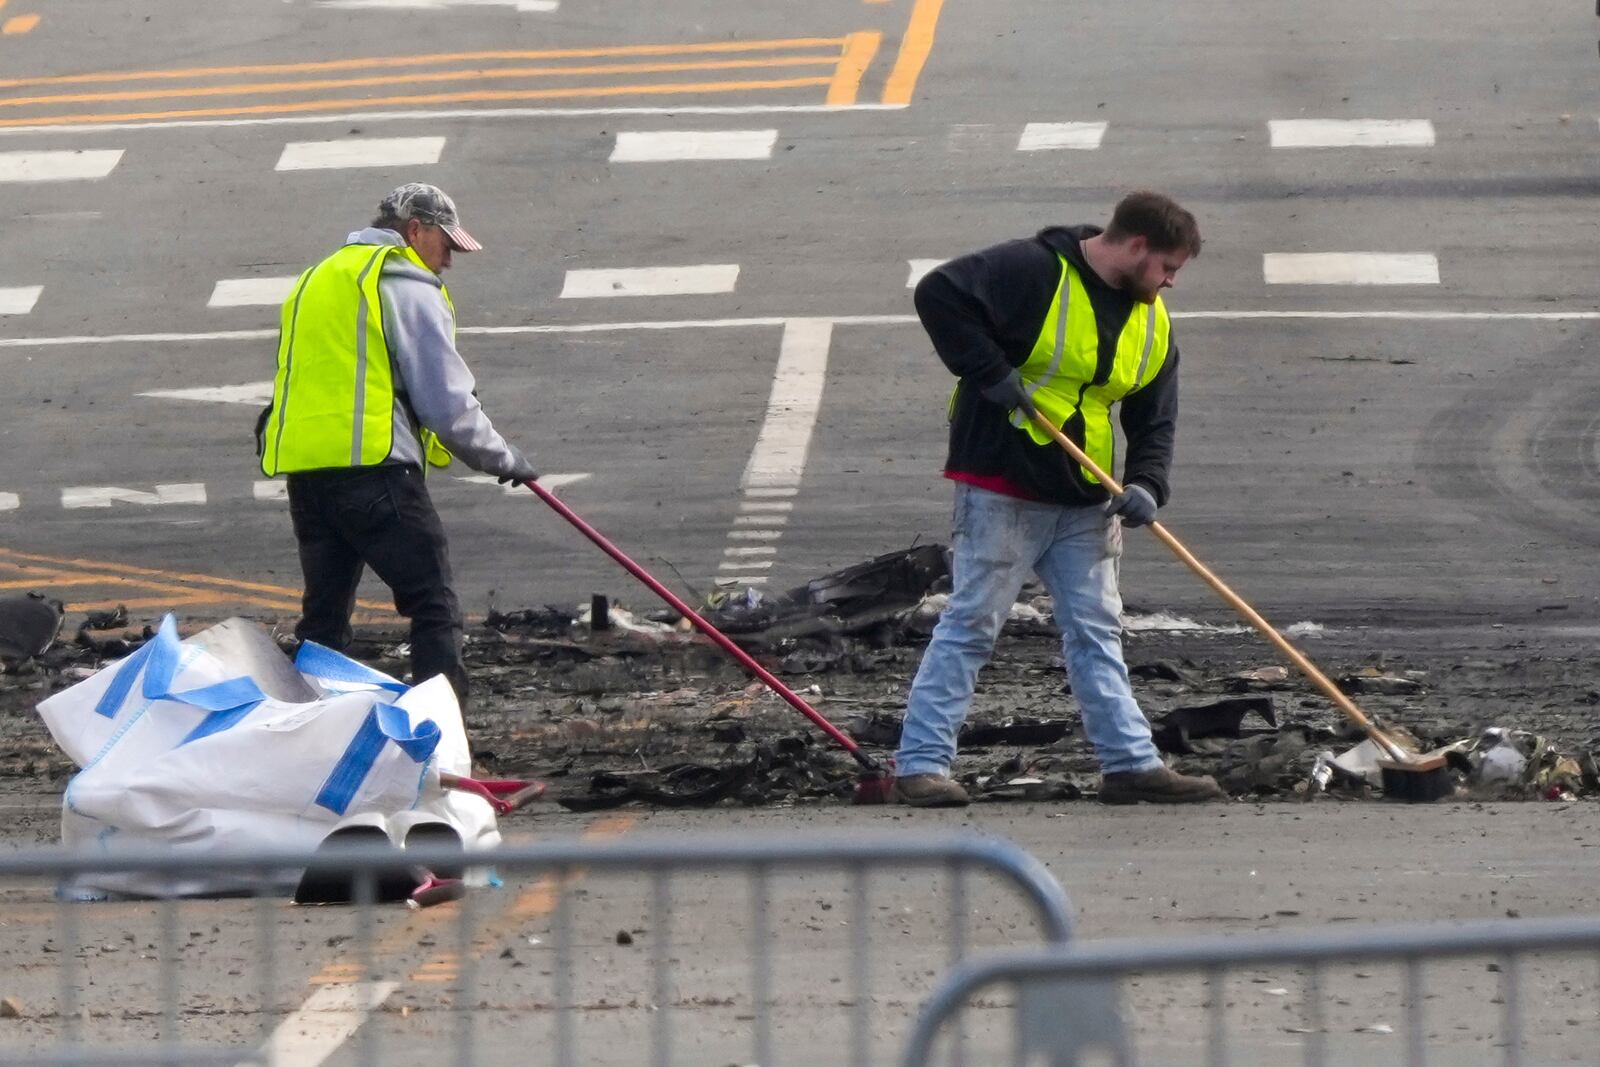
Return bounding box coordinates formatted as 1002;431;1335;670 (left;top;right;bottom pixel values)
287;464;468;705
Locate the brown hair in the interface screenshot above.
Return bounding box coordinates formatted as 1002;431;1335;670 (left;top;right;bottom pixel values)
1103;191;1202;257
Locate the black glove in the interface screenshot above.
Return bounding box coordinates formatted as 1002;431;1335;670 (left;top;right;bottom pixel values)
496;448;539;486
1104;484;1157;527
978;369;1036;416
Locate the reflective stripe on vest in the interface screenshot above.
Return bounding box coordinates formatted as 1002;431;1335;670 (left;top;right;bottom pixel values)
1005;254;1171;484
260;243;453;476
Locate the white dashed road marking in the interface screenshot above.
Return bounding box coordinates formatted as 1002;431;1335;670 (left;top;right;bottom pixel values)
906;259;945;288
239;981;398;1067
1263;253;1440;286
0;286;42;315
61;484;208;510
209;277;299;308
1016;122;1107;151
610;129;777;162
0;493;17;512
560;265;740;299
720;319;831;584
457;473;593;494
0;149;123;182
1269;119;1435;148
275;136;446;171
253;481;286;501
138;382;274;405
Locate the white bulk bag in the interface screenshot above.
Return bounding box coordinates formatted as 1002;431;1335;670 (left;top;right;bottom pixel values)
37;616;498;898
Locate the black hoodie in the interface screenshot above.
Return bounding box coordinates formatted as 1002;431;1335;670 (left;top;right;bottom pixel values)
913;224;1178;507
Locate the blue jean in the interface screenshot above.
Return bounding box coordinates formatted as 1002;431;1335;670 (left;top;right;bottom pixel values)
895;483;1163;777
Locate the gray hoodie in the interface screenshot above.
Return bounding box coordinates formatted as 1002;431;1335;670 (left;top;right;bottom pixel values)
346;227;522;478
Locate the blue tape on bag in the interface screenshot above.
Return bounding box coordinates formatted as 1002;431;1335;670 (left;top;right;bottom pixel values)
294;641;408;693
313;703;441;816
91;615;268;743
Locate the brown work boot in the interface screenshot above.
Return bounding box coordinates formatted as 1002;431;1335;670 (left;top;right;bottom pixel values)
1099;766;1226;805
892;773;971;808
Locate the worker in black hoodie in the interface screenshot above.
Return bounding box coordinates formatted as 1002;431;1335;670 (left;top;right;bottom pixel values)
892;191;1226;807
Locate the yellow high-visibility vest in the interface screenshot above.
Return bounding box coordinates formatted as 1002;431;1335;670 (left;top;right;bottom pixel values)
1005;254;1171;485
259;242;455;475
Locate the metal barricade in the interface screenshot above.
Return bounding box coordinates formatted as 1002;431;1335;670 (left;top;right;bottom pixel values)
0;831;1072;1067
902;914;1600;1066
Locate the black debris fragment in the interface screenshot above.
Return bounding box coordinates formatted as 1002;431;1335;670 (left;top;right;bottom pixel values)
0;594;65;669
1152;697;1278;755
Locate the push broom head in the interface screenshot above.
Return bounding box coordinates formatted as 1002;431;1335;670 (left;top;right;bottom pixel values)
1377;755;1454;803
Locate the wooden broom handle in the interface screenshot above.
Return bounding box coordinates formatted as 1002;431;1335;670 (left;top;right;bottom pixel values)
1026;410;1408;761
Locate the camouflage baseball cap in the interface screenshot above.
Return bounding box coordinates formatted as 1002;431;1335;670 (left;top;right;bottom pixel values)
378;182;483;252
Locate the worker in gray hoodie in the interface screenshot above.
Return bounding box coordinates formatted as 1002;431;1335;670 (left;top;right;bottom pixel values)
258;182;538;706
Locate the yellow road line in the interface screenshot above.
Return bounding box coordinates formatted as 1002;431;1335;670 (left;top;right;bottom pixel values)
1;54;840;110
0;575;149;590
825;31;881;106
303;815;636;989
0;547;337;602
0;76;835;128
0;547;387;616
882;0;945;105
1;13;38;35
0;38;849;91
405;814;638;983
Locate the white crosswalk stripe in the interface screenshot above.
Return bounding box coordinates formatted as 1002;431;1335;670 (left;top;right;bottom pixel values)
1263;253;1441;286
1269;119;1435;148
275;136;446;171
610;129;777;162
0;286;43;315
560;265;740;298
1016;122;1107;151
209;277;299;308
0;149;123;182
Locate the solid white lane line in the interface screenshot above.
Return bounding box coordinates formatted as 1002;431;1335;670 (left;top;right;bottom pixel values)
1269;119;1435;148
560;265;740;299
1016;121;1106;151
741;318;830;491
0;149;123;181
61;484;207;509
0;104;903;138
138;382;274;404
241;981;398;1067
275;136;445;171
610;129;777;162
0;493;18;512
1263;253;1439;285
15;308;1600;354
0;286;43;315
209;277;299;308
906;258;945;288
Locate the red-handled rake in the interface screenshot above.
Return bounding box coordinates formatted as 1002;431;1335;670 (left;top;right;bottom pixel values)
518;479;895;804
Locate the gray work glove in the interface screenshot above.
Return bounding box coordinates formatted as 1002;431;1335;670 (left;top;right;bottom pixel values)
978;369;1037;416
1105;484;1157;527
496;448;539;486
